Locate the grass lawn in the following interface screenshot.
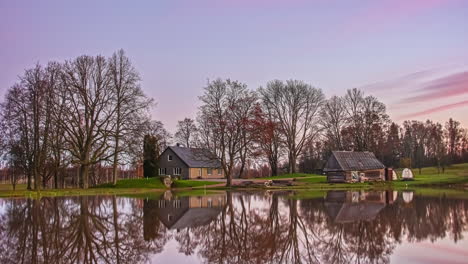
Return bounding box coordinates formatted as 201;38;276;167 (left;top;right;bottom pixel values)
0;177;221;198
172;180;220;188
97;177;220;189
1;164;467;198
292;163;468;190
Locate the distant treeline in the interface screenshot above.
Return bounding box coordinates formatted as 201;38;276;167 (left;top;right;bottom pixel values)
175;79;468;183
1;51;467;189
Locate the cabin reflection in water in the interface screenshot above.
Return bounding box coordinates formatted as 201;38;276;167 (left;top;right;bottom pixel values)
143;192;226;239
325;190;397;223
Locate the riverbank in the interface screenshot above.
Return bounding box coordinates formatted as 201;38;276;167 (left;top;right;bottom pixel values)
1;163;467;198
0;178;221;198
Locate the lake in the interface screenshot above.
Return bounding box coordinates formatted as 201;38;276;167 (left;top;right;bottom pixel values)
0;190;467;264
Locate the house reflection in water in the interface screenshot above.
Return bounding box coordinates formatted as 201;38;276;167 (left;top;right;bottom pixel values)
325;190;397;223
143;192;227;240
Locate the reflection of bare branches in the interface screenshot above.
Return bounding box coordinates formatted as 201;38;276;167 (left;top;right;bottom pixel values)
0;192;467;263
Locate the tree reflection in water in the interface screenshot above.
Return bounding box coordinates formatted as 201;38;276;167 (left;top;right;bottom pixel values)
0;190;467;264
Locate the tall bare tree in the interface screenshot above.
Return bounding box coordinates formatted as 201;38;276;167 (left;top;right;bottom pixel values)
251;103;283;176
259;80;324;173
58;55;116;189
343;88;389;153
174;118;197;148
320;95;346;151
198;79;256;186
108;49;152;185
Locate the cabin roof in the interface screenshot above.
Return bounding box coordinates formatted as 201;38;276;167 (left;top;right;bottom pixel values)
324;151;385;172
167;146;221;168
325;201;386;223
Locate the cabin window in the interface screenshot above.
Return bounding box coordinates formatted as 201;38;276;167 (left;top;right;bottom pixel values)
173;200;181;208
198;168;202;177
168;155;173;161
173;168;181;175
159;168;167;175
217;168;222;175
207;168;213;175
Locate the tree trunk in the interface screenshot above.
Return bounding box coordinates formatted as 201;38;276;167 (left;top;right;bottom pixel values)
112;196;121;264
288;150;296;174
270;158;278;177
238;148;247;178
112;148;119;185
27;172;32;190
54;170;58;189
226;172;232;187
34;166;40;191
80;164;89;189
112;114;121;185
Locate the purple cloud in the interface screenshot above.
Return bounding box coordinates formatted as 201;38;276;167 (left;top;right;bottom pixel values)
399;100;468;119
400;71;468;103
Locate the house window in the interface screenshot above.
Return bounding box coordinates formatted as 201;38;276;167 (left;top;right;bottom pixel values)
207;168;213;175
173;200;181;208
168;155;173;161
217;168;222;175
198;168;202;177
159;168;167;175
173;168;181;175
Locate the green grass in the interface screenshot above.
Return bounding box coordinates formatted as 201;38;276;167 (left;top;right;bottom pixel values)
0;177;222;198
0;184;27;191
0;187;160;198
1;164;467;198
96;177;220;189
172;180;220;188
96;177;166;189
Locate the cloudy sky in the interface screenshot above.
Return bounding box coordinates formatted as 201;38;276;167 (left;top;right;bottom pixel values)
1;0;467;132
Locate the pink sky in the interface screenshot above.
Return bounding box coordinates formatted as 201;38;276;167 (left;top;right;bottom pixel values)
1;0;468;131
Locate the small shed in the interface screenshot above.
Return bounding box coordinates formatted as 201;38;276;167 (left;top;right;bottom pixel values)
324;151;386;183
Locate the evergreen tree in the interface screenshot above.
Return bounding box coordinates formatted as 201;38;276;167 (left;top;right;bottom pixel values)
143;135;159;178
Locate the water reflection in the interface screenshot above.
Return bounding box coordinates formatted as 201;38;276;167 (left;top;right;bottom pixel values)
0;190;467;264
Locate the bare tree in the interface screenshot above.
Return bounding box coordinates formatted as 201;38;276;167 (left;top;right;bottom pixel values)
108;49;152;185
320;95;346;151
251;103;283;176
343;88;389;152
198;79;256;186
58;55;116;189
174;118;197;148
259;80;324;173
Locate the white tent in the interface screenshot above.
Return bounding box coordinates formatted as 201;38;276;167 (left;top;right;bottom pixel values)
402;168;414;180
402;191;414;203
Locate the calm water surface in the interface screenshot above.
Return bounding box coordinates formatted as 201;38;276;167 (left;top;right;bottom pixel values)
0;190;467;264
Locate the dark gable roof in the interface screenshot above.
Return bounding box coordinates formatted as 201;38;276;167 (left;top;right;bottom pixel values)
168;146;221;168
325;202;386;223
324;151;385;172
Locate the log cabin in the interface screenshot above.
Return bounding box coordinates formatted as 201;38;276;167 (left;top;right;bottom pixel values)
324;151;385;183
